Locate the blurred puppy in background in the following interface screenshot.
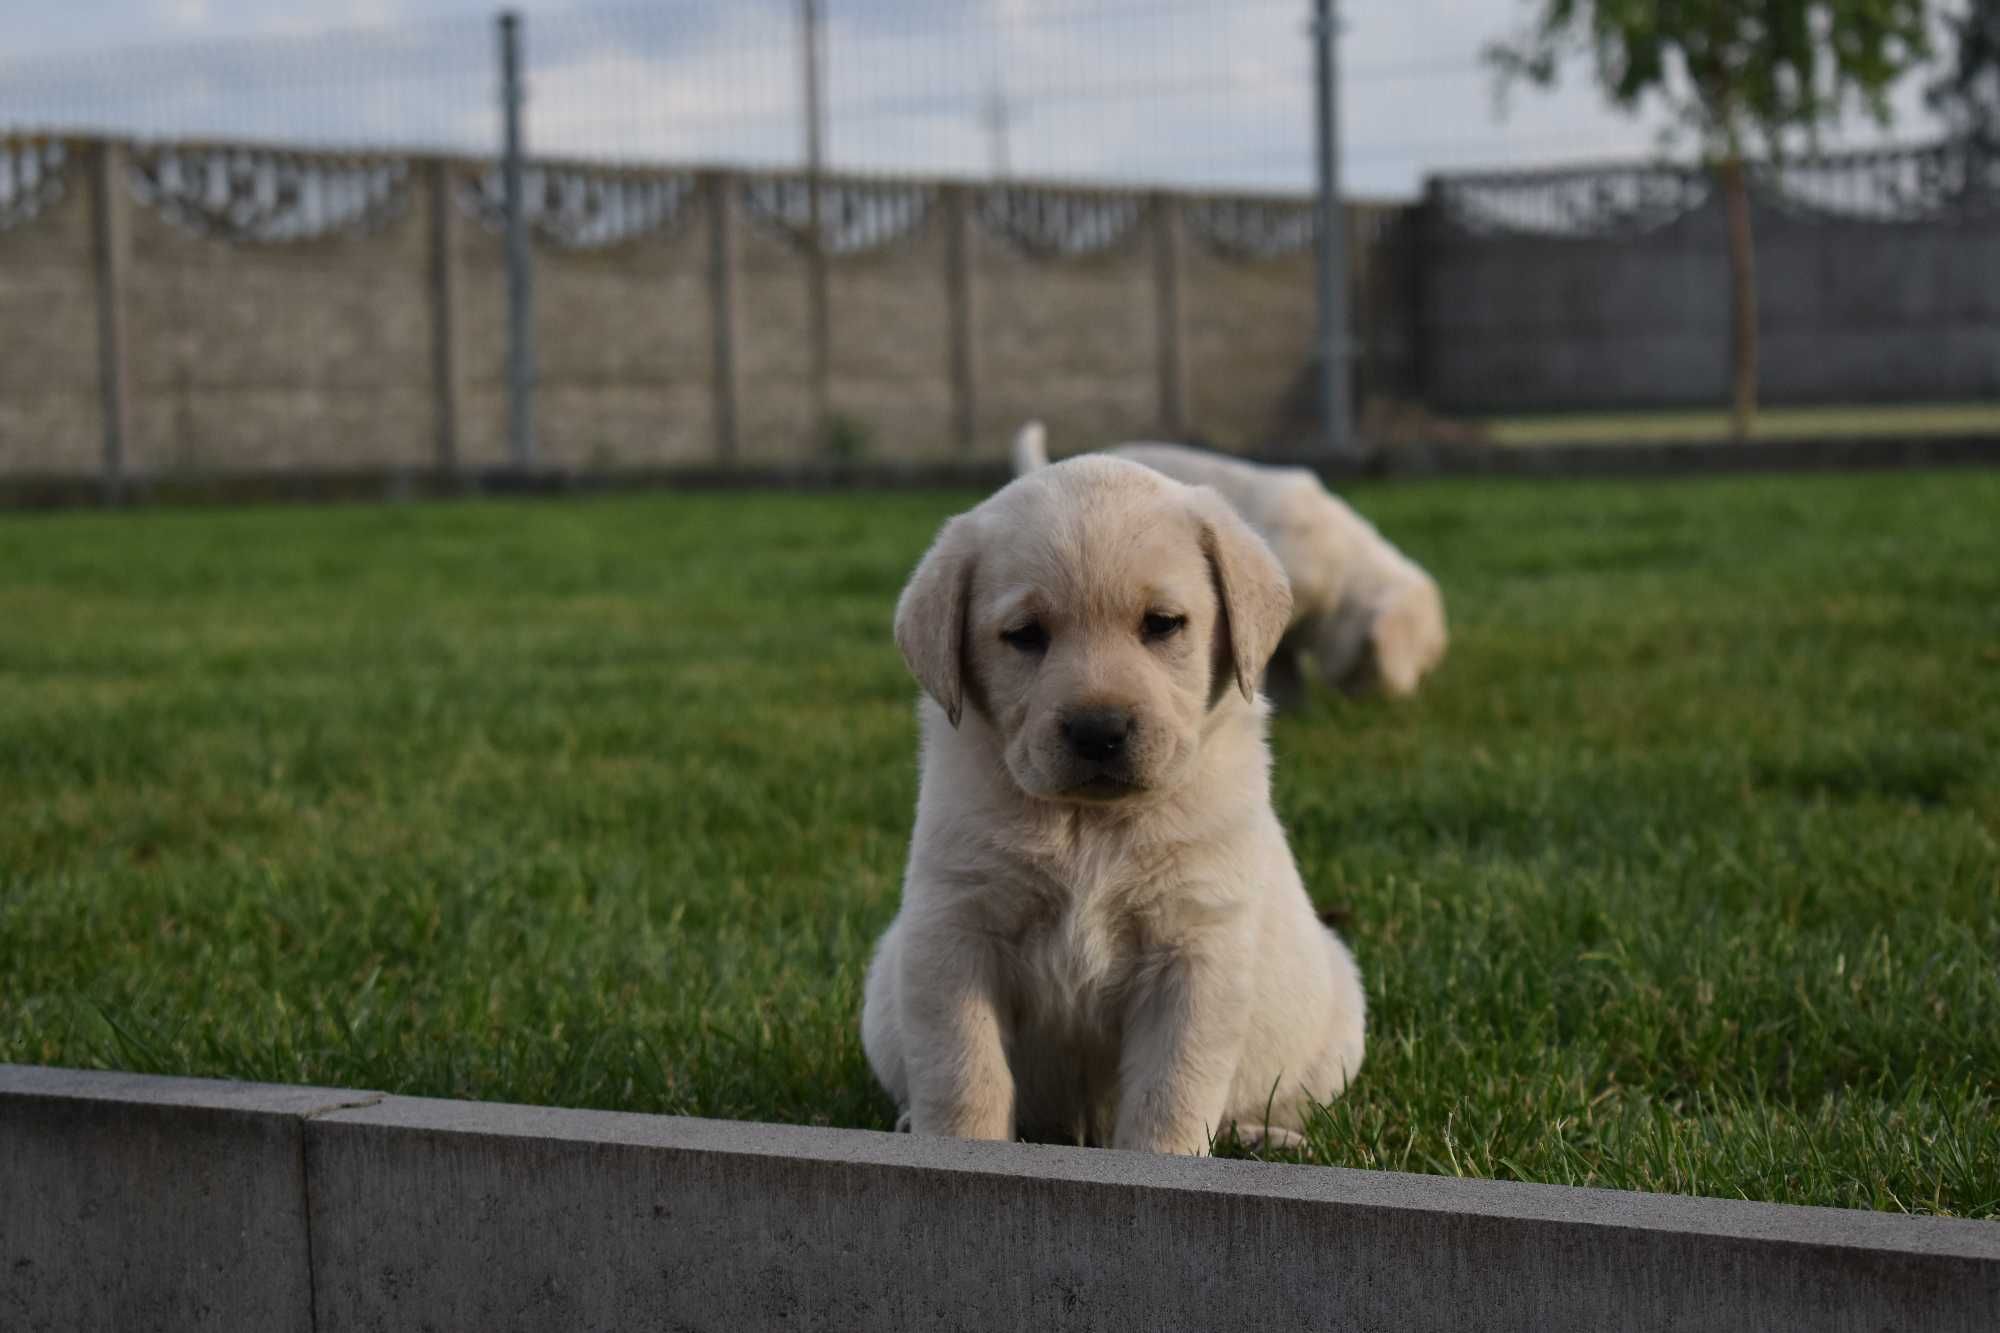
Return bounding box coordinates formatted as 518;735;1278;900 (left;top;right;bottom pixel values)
1013;422;1447;706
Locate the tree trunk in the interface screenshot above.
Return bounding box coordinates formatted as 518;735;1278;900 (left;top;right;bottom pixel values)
1719;156;1758;442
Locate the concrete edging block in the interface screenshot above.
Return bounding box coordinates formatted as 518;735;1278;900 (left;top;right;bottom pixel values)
0;1065;380;1332
4;1065;1996;1331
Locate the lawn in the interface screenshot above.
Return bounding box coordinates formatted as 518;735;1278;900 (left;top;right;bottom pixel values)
1;472;1996;1217
1486;401;2000;446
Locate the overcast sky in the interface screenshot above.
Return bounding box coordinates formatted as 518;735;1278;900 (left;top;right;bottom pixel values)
3;0;1953;197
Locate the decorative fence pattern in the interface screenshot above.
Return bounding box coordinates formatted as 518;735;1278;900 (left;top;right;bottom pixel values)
1422;140;2000;414
740;177;937;256
458;164;700;249
1185;197;1318;260
1761;140;2000;224
0;138;68;231
129;145;412;244
60;140;1341;261
1433;166;1714;239
1432;141;2000;239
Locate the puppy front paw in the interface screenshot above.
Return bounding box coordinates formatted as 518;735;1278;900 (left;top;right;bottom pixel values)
1230;1123;1306;1153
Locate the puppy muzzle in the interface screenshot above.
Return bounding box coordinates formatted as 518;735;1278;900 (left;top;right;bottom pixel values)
1049;707;1147;799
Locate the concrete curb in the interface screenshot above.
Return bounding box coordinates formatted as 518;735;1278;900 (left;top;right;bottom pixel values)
2;433;1998;510
3;1064;1995;1331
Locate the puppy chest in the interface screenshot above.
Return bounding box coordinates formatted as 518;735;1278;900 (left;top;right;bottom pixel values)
1006;905;1140;1037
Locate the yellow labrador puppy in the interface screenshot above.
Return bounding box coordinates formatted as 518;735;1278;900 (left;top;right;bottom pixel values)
1014;422;1447;704
861;455;1366;1154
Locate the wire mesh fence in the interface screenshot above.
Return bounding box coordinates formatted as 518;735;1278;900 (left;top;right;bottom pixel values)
0;14;503;157
5;0;1966;195
0;0;1320;191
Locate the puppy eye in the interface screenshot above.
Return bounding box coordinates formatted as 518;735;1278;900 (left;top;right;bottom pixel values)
1001;621;1049;653
1142;612;1187;641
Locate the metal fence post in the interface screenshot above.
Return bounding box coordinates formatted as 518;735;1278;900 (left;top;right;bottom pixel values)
800;0;831;450
425;158;464;477
1151;192;1189;437
1311;0;1353;458
498;10;536;470
705;170;741;461
942;183;978;453
88;138;133;504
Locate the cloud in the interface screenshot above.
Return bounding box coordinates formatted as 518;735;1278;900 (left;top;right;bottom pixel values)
2;0;1954;197
521;5;804;165
158;0;211;29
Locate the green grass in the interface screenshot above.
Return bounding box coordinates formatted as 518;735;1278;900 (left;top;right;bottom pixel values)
1486;401;2000;446
2;474;1996;1217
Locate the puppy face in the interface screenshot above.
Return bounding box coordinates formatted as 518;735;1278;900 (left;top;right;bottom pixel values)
896;458;1290;804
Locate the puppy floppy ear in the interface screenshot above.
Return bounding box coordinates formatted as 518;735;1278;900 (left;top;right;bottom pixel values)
1192;488;1293;703
894;514;979;726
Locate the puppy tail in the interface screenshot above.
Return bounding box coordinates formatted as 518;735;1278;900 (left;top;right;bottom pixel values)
1010;420;1050;475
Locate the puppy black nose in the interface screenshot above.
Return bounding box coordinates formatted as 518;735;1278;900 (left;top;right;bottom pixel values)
1060;707;1132;761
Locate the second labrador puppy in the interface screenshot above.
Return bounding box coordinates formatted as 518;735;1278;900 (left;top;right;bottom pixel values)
861;455;1366;1154
1014;423;1448;704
